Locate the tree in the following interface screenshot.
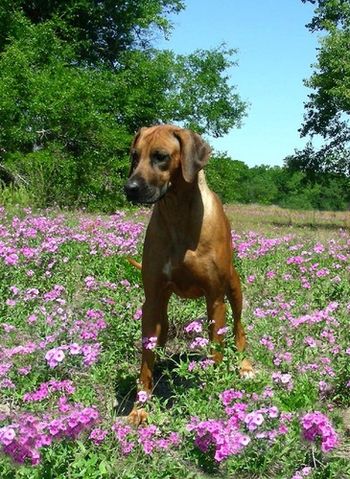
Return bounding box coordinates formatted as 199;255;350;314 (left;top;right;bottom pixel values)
295;0;350;175
205;154;249;203
0;2;247;209
0;0;185;66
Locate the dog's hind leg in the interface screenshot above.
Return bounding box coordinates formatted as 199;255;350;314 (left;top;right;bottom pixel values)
226;267;254;378
206;295;227;364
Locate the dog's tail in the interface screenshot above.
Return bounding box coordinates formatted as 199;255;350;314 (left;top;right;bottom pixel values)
127;257;142;271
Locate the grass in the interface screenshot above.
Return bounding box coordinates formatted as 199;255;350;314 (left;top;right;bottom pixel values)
0;203;349;478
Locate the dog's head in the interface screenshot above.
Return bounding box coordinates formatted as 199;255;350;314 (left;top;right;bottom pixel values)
124;125;211;204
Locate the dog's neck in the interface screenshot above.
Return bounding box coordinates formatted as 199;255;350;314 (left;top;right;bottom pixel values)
153;170;208;244
159;170;207;208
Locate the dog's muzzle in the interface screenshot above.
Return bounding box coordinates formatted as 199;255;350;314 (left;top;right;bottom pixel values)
124;177;169;204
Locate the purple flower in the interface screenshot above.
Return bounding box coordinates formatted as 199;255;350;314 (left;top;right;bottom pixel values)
185;320;203;334
217;326;229;335
301;411;338;452
272;372;294;391
89;428;108;445
187;416;250;462
189;337;209;350
244;411;264;431
0;427;16;446
137;390;149;404
142;336;157;350
133;308;142;320
45;348;65;368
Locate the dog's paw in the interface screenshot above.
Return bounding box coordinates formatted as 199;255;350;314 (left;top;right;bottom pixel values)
239;359;255;379
127;408;148;427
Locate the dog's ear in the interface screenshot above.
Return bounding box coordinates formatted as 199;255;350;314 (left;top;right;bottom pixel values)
174;129;211;183
128;128;146;177
131;127;146;149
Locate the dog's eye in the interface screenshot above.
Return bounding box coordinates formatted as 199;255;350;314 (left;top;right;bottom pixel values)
152;152;170;165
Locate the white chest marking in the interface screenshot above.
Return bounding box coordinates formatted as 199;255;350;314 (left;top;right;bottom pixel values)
162;259;172;279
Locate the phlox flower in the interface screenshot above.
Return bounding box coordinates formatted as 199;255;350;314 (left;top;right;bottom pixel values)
84;276;97;289
313;242;325;253
220;389;244;406
5;299;16;307
27;314;38;324
301;411;338;452
0;427;16;446
188;359;215;372
272;372;293;391
89;428;108;445
217;326;229;335
142;336;157;350
81;343;101;366
2;323;16;332
189;337;209;350
187;416;250;462
244;411;264;431
45;348;65;368
69;342;82;355
137;390;149;403
184;320;203;333
304;336;317;348
4;253;19;266
260;335;275;351
9;285;19;295
133;308;142;320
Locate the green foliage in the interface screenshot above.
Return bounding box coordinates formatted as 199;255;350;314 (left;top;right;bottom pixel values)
298;0;350;174
0;2;247;210
205;154;249;203
239;165;280;205
206;154;350;211
0;205;349;477
0;0;186;64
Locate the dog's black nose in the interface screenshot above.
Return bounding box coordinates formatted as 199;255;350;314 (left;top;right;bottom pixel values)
124;178;141;200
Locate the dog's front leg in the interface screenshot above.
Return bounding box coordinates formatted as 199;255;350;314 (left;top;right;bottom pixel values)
127;292;170;427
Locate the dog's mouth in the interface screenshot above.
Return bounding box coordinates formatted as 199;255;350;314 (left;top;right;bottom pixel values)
124;180;169;205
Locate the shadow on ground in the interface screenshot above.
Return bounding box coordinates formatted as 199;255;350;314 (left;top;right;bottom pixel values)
114;352;202;416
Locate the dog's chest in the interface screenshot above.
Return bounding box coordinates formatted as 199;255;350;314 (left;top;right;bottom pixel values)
161;251;204;299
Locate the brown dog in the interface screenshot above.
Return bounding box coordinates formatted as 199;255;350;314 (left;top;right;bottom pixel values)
124;125;253;425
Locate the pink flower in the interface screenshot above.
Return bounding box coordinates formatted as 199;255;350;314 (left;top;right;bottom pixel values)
184;320;203;333
27;314;38;324
142;336;157;350
0;427;16;446
84;276;97;289
89;428;108;445
244;411;264;431
272;372;293;391
313;243;325;253
189;337;209;350
6;299;16;307
133;308;142;320
69;343;82;355
301;411;338;452
217;326;229;335
187;416;250;462
137;391;149;403
45;348;65;368
5;253;19;266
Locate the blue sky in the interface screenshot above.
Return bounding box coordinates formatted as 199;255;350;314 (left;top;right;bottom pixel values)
158;0;320;167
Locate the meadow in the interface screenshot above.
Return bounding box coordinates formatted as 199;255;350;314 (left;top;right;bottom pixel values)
0;203;349;479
